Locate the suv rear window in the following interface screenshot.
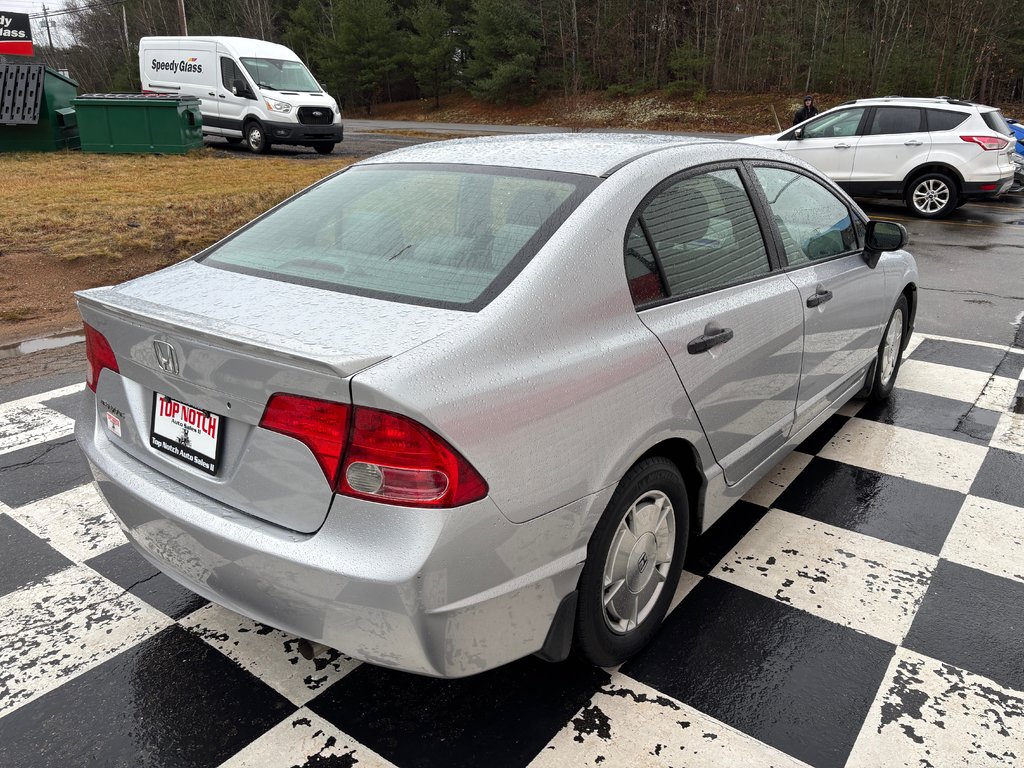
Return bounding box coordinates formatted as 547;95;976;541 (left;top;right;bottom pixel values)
200;164;597;310
925;109;968;131
982;110;1012;136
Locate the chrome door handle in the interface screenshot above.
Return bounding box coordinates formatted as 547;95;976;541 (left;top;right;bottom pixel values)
687;323;734;354
806;286;834;308
208;91;215;96
834;142;851;149
904;139;923;146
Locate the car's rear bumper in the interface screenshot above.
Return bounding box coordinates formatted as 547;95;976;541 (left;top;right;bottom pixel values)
76;391;601;677
960;175;1015;198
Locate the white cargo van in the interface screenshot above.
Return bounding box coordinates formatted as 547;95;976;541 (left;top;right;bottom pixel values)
139;36;342;154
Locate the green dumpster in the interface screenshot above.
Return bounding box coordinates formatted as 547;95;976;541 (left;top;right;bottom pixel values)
0;64;80;152
72;93;203;154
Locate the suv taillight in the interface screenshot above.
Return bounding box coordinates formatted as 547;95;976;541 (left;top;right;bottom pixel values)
960;135;1009;151
83;323;119;392
259;394;488;508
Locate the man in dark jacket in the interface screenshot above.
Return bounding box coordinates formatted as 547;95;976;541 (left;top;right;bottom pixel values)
793;95;819;126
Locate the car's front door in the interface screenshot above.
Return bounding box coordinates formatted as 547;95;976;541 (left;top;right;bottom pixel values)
780;107;867;181
749;164;887;433
217;54;254;139
627;165;804;485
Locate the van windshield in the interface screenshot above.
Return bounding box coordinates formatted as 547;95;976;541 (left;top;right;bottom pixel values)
240;57;320;92
199;164;599;311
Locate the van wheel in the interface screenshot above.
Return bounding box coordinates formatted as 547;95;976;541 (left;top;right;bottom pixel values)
244;121;271;154
225;137;243;146
574;457;689;667
313;143;335;155
905;172;957;218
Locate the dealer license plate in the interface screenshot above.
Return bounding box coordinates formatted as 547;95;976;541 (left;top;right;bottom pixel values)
150;393;224;475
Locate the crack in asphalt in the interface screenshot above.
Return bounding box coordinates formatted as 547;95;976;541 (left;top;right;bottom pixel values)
0;437;73;471
919;286;1024;301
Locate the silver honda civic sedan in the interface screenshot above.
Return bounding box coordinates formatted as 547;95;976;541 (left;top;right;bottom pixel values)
75;134;917;677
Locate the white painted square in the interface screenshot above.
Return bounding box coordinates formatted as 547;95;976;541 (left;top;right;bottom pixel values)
742;451;813;508
9;483;124;563
0;401;74;456
895;359;991;404
218;708;397;768
902;333;926;358
941;495;1024;585
990;411;1024;455
977;375;1020;414
182;603;359;706
0;565;171;717
715;510;937;645
837;399;864;417
818;418;988;493
530;673;810;768
847;648;1024;768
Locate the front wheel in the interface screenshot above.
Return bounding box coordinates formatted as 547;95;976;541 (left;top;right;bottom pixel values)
574;457;689;667
905;173;958;218
313;143;336;155
865;295;909;402
244;121;271;154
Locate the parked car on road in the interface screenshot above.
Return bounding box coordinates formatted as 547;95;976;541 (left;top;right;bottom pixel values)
741;96;1015;218
76;135;917;677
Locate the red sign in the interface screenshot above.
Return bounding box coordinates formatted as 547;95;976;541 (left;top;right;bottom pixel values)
0;12;34;56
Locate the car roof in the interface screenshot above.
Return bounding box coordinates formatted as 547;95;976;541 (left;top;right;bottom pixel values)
834;96;995;112
356;133;726;177
139;36;301;61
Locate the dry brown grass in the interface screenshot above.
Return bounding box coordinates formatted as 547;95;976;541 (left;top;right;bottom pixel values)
0;150;351;344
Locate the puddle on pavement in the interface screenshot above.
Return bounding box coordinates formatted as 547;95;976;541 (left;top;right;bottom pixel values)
0;331;85;360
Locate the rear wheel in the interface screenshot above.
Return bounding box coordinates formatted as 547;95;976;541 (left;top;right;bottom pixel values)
574;457;689;667
244;121;271;154
313;143;336;155
866;295;909;402
905;172;957;218
225;136;243;146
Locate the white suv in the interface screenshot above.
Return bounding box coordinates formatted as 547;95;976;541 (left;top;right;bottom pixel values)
739;97;1015;218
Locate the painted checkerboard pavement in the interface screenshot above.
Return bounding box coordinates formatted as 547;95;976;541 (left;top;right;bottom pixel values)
1;332;1022;768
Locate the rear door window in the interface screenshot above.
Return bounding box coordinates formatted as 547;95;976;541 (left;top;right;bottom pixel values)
200;165;597;310
867;107;923;135
630;168;771;301
925;109;968;131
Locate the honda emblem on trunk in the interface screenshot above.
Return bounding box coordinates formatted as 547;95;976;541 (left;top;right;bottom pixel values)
153;341;179;375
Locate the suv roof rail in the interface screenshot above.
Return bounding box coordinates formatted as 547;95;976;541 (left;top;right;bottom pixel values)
934;95;975;106
838;99;858;106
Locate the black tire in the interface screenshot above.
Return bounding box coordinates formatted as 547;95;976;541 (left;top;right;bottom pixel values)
866;294;909;402
574;457;689;667
313;143;336;155
225;136;243;145
244;121;271;154
904;172;958;219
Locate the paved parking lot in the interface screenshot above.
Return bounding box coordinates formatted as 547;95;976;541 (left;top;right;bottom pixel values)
0;329;1022;768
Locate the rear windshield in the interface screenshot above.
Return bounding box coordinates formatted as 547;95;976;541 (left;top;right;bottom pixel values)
200;164;597;310
982;110;1012;135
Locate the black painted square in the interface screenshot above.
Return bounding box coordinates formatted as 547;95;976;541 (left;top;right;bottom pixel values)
909;338;1006;374
0;437;91;507
86;542;208;620
856;388;998;444
904;560;1024;692
773;457;964;554
309;655;608;768
994;351;1024;380
622;578;895;768
0;625;293;768
37;391;84;420
685;500;770;576
795;414;850;456
970;448;1024;508
0;514;73;598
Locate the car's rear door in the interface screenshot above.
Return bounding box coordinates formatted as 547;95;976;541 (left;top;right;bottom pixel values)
627;164;804;485
748;163;887;433
849;106;930;192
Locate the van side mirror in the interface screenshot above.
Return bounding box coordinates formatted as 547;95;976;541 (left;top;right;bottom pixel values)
232;79;253;99
863;220;908;268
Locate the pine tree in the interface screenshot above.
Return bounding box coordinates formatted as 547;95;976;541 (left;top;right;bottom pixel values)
463;0;541;104
407;0;457;108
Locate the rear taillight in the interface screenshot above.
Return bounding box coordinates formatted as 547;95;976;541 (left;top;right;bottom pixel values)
258;394;488;508
259;394;350;485
960;134;1009;151
83;323;119;392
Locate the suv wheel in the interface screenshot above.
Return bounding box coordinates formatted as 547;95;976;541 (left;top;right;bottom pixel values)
905;172;957;218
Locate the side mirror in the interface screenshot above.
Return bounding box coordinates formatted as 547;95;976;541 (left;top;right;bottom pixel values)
863;220;908;268
794;127;804;140
232;79;251;98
